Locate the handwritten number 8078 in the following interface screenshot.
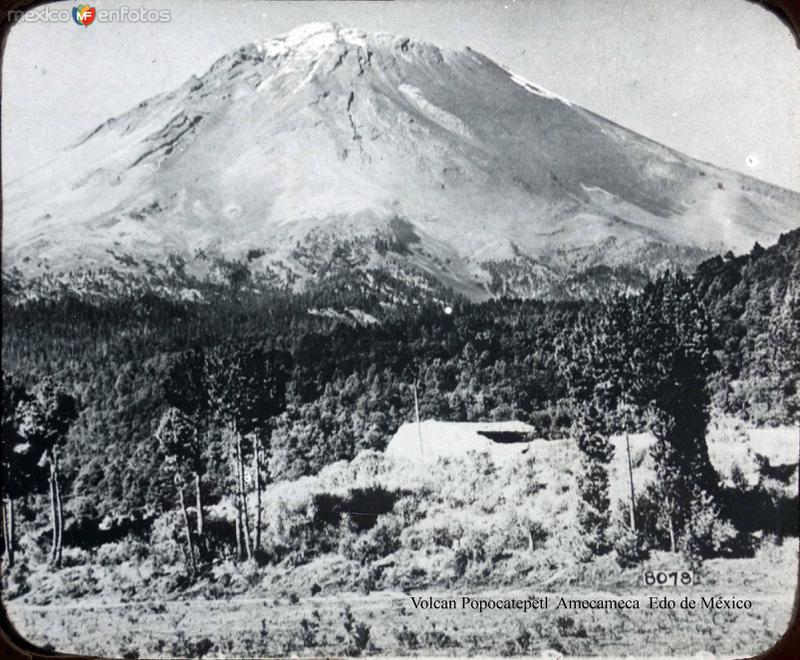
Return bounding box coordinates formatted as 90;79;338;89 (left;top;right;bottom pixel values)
643;571;693;586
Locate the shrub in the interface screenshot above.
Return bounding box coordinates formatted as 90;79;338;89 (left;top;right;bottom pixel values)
169;632;215;658
525;519;548;551
340;605;373;656
500;624;533;656
148;511;187;567
632;488;671;550
611;505;649;567
265;499;316;565
613;525;649;568
484;511;530;560
3;558;31;598
679;491;737;561
342;515;402;564
395;625;420;650
422;623;459;649
296;616;320;648
555;614;576;636
392;494;426;525
459;526;489;563
453;547;470;578
357;565;382;594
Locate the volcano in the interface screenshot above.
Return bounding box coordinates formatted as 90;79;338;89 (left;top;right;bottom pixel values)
4;23;799;299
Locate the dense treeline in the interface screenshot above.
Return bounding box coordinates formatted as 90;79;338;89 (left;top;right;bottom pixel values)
692;229;799;424
1;230;797;567
559;273;730;561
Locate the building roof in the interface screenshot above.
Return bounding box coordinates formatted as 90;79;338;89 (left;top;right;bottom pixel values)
386;419;537;464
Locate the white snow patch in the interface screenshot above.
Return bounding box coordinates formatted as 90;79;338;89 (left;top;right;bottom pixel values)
580;183;615;197
308;307;350;322
398;84;472;139
261;23;369;60
178;288;204;302
503;67;573;107
347;308;380;325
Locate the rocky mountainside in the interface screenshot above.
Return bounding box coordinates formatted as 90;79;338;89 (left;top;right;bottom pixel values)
4;22;799;300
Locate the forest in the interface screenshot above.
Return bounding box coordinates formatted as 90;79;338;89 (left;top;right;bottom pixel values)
1;228;798;575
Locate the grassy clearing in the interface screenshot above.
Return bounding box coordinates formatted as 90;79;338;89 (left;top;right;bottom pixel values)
4;425;797;657
8;550;796;659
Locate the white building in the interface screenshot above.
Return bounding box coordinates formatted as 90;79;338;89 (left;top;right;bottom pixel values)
386;419;537;464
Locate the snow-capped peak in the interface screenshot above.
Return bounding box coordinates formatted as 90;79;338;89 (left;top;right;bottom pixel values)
4;22;798;289
259;22;372;59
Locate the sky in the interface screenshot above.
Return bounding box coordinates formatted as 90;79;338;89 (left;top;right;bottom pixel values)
2;0;798;190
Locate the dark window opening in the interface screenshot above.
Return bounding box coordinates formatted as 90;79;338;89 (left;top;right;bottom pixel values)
476;431;534;444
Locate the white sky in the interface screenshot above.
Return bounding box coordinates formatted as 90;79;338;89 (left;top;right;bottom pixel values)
2;0;799;190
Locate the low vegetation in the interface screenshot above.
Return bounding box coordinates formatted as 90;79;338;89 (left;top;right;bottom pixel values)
1;230;798;656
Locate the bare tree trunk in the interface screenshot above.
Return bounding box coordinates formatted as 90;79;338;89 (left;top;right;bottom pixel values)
54;449;64;567
2;496;14;568
9;498;15;567
625;433;636;531
235;430;252;560
231;425;244;560
253;438;261;552
48;456;58;563
413;381;423;457
194;471;204;538
668;513;676;553
178;485;196;575
234;508;243;560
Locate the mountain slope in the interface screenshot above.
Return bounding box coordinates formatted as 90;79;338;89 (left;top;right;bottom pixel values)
3;22;799;299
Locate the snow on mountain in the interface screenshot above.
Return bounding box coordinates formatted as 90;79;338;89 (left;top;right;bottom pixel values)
3;22;799;299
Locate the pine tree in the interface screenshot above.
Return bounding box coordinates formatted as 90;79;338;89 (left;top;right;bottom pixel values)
630;272;721;553
557;303;630;557
16;379;78;566
155;407;203;574
163;350;210;543
205;342;291;560
1;373;35;567
573;400;614;556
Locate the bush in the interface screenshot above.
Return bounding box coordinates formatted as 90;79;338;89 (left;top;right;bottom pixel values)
484;511;530;560
357;565;382;594
340;605;373;656
500;624;532;656
453;547;470;578
423;625;459;649
633;488;672;550
459;526;489;563
169;632;215;658
295;615;321;648
265;499;316;565
148;510;187;567
342;515;402;564
395;625;420;650
2;558;31;598
393;495;426;526
613;525;649;568
525;519;548;551
95;535;149;567
679;490;737;561
555;614;587;638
